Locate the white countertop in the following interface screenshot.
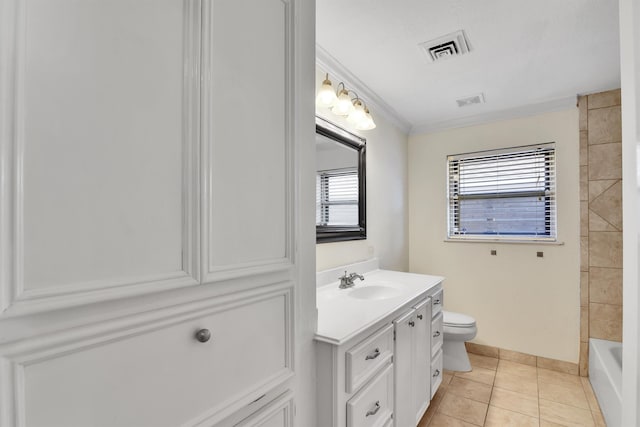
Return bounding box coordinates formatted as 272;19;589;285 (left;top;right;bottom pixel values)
315;268;444;346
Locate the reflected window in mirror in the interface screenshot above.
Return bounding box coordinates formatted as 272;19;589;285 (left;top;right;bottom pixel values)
316;116;366;243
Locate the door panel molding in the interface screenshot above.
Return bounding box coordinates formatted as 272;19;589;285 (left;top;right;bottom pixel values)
0;281;294;427
0;0;202;318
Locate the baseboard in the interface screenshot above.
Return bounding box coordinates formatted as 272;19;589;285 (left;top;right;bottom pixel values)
465;342;580;376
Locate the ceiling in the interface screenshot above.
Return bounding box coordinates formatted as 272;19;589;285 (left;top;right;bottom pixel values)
316;0;621;134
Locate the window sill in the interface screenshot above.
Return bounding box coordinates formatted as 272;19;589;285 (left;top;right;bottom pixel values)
444;238;564;245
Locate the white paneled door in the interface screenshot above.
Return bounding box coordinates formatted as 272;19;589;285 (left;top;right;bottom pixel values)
0;0;312;425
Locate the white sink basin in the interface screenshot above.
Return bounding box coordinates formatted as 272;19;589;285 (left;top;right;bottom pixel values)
348;285;402;300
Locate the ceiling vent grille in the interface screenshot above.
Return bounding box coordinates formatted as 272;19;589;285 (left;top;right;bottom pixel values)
419;30;471;62
456;93;485;107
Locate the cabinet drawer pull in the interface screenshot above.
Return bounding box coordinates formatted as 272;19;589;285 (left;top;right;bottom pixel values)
433;330;441;338
434;299;441;305
365;348;381;360
433;369;441;378
408;321;415;327
366;401;381;417
417;314;423;320
195;329;211;343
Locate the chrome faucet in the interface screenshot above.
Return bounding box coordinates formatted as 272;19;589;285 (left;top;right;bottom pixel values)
338;271;365;289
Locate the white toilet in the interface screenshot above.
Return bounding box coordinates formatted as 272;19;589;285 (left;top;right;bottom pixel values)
442;310;477;372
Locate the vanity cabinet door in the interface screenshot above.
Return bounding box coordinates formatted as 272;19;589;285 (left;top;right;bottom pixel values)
413;299;432;423
393;309;415;427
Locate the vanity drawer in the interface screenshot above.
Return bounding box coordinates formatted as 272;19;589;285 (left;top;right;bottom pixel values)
431;289;443;317
431;311;444;357
431;349;443;399
346;363;394;427
345;324;394;393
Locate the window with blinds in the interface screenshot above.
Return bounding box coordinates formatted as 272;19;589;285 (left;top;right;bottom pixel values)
447;143;556;241
316;168;359;226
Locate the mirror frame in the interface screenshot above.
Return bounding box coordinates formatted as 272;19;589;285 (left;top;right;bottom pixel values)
316;116;367;243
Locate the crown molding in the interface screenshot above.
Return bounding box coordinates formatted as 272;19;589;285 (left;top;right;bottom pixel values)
410;95;578;135
315;44;412;134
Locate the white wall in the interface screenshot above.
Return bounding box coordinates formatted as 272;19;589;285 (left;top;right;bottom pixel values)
409;109;581;362
620;0;640;423
315;66;409;272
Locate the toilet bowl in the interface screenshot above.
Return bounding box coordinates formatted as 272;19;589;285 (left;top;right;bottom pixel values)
442;310;477;372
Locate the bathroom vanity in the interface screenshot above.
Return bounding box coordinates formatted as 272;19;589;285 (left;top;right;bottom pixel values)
315;261;444;427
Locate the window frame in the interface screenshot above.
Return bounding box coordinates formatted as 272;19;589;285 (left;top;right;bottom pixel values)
446;143;557;242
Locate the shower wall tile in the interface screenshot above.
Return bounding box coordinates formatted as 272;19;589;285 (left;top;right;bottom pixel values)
589;210;617;232
588;143;622;180
580;237;589;272
588;180;617;202
587;89;621;110
581;305;589;342
587;107;622;144
580;272;589;307
580;89;623;376
580;166;589;201
579;342;589;377
589;303;622;341
580;131;588;166
589;232;622;268
580;201;588;236
579;96;588;131
589;267;623;305
589;180;622;230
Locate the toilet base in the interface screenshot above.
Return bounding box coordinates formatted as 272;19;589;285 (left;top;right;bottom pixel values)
443;340;472;372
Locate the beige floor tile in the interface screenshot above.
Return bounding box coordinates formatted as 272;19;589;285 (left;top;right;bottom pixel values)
540;420;565;427
581;377;602;413
438;393;488;426
443;372;454;386
538;368;582;387
494;371;538;397
447;377;492;403
497;360;538;380
454;366;496;386
592;409;607;427
427;413;478;427
538;379;590;410
484;406;539;427
419;399;438;427
468;353;499;371
490;387;539;418
540;399;595;427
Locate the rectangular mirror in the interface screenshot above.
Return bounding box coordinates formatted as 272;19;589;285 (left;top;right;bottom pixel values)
316;116;366;243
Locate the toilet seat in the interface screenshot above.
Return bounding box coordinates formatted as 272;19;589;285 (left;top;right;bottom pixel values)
443;310;476;328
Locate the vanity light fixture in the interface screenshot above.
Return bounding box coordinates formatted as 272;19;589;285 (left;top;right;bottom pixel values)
315;73;376;130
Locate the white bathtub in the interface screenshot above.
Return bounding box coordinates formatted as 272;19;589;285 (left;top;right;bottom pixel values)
590;338;622;427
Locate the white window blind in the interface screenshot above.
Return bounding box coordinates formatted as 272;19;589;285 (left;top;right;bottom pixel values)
447;143;556;240
316;168;359;226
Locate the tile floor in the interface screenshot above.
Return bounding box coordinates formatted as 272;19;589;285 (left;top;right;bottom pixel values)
418;353;607;427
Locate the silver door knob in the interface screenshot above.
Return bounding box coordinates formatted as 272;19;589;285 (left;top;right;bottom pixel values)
195;329;211;343
409;321;415;327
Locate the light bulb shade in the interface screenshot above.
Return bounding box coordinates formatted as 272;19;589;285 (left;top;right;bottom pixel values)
315;80;338;107
331;89;354;116
355;109;376;130
347;100;367;124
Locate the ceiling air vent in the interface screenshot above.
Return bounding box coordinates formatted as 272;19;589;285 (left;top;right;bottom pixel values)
419;30;471;63
456;93;485;107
